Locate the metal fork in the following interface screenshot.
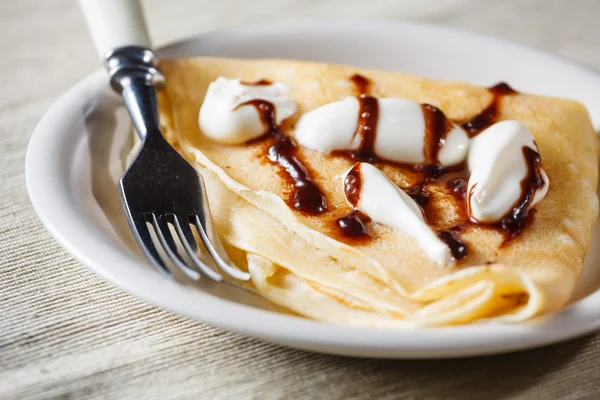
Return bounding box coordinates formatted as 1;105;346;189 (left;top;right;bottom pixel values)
104;46;250;282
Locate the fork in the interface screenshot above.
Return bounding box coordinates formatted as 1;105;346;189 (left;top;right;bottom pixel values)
79;0;250;281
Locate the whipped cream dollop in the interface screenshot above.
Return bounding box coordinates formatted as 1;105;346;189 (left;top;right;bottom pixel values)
344;162;452;266
295;96;469;166
467;120;549;223
199;77;296;144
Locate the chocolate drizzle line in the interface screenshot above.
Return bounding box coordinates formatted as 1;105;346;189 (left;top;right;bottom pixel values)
341;74;381;163
240;100;327;214
461;82;519;137
337;210;371;238
331;77;538;257
343;163;362;207
241;78;273;86
421;104;453;165
491;146;545;243
299;75;531;259
349;73;371;95
446;177;468;201
354;74;470;255
490;82;518;96
348;95;380;163
337;160;371;237
437;229;468;261
334;76;377;238
335;74;468;255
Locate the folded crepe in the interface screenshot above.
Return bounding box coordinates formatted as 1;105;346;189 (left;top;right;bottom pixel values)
151;56;599;327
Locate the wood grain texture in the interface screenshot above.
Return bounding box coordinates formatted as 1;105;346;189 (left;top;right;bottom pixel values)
1;0;600;399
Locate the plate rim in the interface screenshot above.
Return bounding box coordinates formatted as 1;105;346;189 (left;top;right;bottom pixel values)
26;19;600;358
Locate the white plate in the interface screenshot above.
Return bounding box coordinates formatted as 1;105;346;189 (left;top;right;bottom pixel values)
26;20;600;358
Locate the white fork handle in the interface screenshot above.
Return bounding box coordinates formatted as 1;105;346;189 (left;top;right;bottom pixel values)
78;0;152;59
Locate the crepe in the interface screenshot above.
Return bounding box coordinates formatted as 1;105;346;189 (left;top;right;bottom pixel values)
153;56;599;327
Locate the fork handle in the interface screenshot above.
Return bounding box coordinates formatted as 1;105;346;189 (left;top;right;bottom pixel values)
79;0;164;141
78;0;151;59
105;46;165;140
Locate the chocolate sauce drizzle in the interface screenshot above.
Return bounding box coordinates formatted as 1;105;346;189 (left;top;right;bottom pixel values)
421;104;453;165
343;163;362;206
349;73;371;95
402;104;464;256
337;162;371;237
446;177;468;201
492;146;545;242
329;78;538;260
333;74;470;258
348;95;380;163
456;83;544;243
442;146;543;245
333;76;379;238
437;229;468;261
337;78;524;260
239;75;534;261
335;74;381;163
241;78;273;86
240;100;327;214
461;82;518;137
402;104;454;215
337;210;371;238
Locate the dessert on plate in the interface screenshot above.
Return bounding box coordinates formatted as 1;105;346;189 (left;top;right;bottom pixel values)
136;56;598;327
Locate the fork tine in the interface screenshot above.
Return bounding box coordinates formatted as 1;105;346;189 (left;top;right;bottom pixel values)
170;214;223;282
192;214;251;281
148;213;201;280
129;213;172;277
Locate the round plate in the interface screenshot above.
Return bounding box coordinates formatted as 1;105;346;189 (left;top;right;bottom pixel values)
26;20;600;358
